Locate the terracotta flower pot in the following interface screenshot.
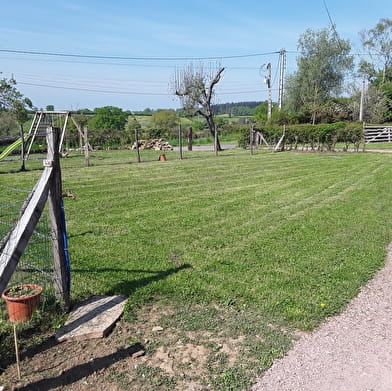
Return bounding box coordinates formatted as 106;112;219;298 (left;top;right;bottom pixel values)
2;284;43;322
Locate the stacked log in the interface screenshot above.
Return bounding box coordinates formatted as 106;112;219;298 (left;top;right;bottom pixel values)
132;139;173;151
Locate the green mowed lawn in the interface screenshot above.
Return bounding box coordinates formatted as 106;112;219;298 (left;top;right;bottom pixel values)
3;149;391;328
1;149;392;388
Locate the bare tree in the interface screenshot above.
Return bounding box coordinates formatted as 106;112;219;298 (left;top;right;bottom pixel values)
173;63;225;151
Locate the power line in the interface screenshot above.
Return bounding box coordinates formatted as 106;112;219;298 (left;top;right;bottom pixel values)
18;81;266;96
322;0;344;52
18;82;170;95
0;48;280;61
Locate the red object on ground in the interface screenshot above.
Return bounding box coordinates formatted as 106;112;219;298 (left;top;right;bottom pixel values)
2;284;43;322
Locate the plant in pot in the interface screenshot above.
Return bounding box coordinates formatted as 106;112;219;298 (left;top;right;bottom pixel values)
2;283;43;323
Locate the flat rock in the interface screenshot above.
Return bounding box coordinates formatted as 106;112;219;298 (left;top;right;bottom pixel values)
56;295;127;342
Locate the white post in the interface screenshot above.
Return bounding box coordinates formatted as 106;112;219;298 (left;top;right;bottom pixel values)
278;49;286;110
359;78;365;122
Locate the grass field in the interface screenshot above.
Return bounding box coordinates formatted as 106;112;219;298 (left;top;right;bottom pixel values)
1;148;392;389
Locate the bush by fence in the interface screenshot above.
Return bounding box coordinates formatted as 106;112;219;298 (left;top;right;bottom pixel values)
237;122;364;151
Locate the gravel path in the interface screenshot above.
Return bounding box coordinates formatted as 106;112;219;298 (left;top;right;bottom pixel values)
252;244;392;391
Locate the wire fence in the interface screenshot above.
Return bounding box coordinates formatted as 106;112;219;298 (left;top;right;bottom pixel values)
0;185;56;321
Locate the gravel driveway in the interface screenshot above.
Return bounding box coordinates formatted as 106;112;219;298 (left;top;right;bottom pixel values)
252;244;392;391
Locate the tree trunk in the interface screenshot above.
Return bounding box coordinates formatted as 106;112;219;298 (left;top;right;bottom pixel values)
206;115;222;151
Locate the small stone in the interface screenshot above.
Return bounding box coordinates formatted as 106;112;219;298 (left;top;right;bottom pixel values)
152;326;164;332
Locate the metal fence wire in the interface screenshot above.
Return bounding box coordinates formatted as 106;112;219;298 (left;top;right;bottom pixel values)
0;187;56;320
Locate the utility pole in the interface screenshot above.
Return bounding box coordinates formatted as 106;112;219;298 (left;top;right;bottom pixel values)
278;49;286;110
359;77;365;122
265;63;272;121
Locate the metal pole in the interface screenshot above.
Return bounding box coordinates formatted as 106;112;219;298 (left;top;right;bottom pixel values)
359;77;365;122
267;63;272;121
278;49;286;110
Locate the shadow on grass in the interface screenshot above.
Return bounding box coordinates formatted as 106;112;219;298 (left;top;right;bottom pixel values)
110;264;192;296
17;343;144;391
72;264;192;296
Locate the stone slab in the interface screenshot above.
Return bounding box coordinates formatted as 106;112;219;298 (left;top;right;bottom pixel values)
55;295;127;342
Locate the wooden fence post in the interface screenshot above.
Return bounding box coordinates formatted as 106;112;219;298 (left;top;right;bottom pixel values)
83;126;90;167
46;127;70;306
250;125;254;155
178;124;183;160
135;127;141;163
187;126;193;151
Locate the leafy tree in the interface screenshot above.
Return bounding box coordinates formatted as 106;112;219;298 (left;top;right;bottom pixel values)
173;63;225;150
0;75;33;170
150;110;179;138
125;115;142;143
360;18;392;84
285;26;353;124
254;101;269;123
0;76;26;111
92;106;128;130
87;106;128;146
359;19;392;122
0;111;17;137
13;98;33;170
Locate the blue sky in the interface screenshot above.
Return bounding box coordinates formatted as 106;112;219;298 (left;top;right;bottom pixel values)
0;0;390;111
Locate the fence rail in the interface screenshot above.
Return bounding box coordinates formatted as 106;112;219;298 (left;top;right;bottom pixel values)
364;126;392;143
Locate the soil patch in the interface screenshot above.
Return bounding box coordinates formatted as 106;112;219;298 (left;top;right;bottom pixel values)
0;303;293;390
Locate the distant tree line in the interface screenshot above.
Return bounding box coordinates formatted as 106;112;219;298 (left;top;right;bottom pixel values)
212;101;261;116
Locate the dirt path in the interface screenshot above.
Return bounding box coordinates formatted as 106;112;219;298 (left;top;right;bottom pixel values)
252;243;392;391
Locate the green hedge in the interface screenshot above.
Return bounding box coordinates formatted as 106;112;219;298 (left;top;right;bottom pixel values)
237;122;363;151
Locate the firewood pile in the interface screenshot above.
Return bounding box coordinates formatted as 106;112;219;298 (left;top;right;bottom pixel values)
132;139;173;151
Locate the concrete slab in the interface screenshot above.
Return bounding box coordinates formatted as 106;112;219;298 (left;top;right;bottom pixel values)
55;295;127;342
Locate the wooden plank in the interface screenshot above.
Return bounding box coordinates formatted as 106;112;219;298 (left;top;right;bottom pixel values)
56;295;127;342
0;166;52;294
58;112;69;153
